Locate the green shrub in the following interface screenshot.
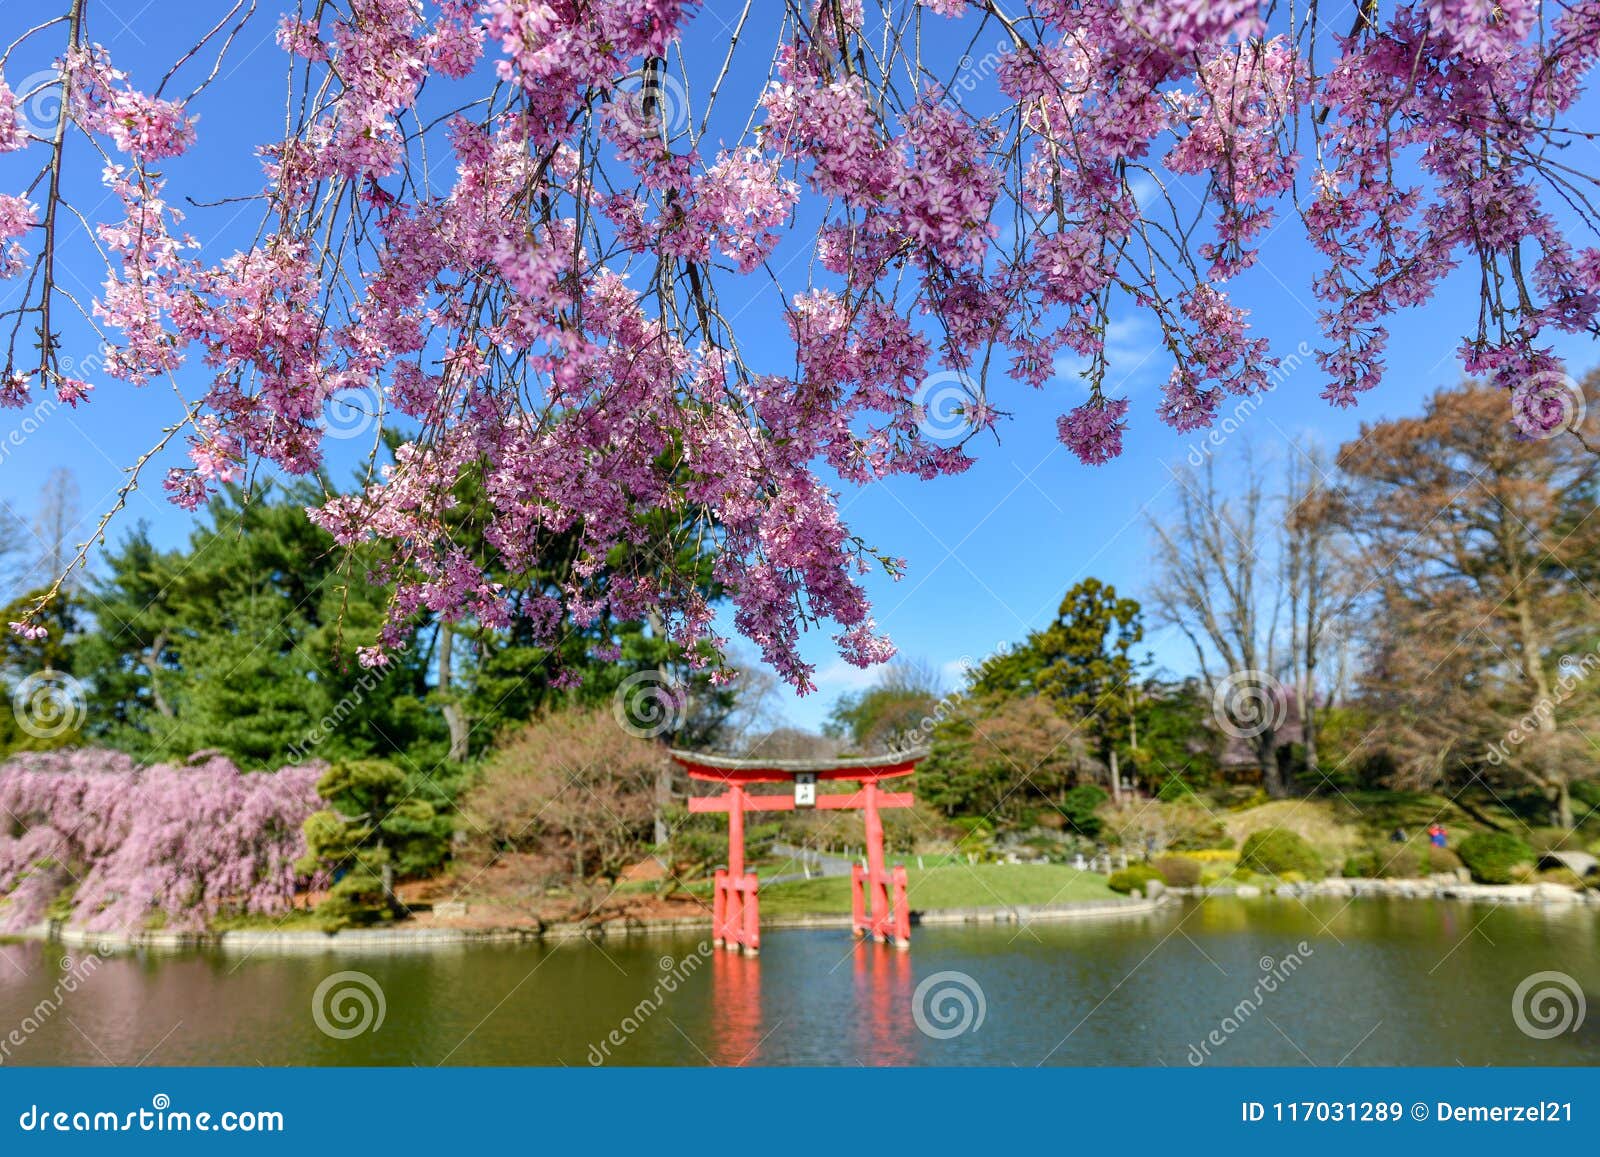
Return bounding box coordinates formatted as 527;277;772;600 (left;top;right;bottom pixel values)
1456;832;1535;884
300;759;453;925
1425;845;1462;875
1061;784;1108;837
1152;855;1202;888
1341;849;1380;879
1379;845;1421;878
1166;817;1233;852
1238;827;1324;879
1108;863;1162;895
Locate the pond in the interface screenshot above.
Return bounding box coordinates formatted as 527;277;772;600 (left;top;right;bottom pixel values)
1;898;1596;1066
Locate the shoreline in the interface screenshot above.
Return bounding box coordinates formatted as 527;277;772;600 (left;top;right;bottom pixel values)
11;894;1173;955
1173;877;1600;904
11;879;1595;956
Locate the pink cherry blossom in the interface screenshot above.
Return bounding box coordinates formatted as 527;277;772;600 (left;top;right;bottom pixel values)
0;749;323;933
1;2;1597;691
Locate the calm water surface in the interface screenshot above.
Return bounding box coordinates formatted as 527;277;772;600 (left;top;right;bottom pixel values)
1;898;1596;1066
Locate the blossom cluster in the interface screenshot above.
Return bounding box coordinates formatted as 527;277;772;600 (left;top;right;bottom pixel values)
1;1;1597;689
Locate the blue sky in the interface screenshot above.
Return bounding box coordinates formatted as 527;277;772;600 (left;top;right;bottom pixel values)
1;3;1597;733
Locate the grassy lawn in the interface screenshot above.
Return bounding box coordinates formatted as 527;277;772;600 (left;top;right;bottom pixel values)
756;863;1118;917
1220;791;1544;856
1324;791;1533;838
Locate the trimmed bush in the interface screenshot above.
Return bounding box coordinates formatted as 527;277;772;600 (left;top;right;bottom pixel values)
1456;832;1534;884
1425;845;1462;875
1108;863;1162;895
1238;827;1324;879
1153;855;1202;888
1375;845;1421;878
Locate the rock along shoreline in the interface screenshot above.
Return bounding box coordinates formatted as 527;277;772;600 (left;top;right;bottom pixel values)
1170;876;1600;905
13;894;1172;955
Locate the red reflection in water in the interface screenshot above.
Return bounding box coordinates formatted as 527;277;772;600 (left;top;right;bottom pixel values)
852;941;915;1065
709;948;763;1066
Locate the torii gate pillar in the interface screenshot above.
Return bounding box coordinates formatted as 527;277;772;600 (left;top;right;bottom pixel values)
672;750;927;954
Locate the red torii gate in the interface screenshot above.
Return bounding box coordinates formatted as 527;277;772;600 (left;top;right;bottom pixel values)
671;749;928;955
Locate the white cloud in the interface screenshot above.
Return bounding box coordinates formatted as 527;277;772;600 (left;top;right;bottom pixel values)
1053;314;1166;398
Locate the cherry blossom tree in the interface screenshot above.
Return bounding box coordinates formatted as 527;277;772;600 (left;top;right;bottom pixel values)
2;0;1599;692
0;748;322;932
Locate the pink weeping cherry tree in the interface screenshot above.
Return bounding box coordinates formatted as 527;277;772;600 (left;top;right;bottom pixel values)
1;0;1599;691
0;749;323;932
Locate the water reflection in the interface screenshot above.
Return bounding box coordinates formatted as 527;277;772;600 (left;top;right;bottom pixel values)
852;943;915;1065
709;948;763;1065
0;899;1594;1066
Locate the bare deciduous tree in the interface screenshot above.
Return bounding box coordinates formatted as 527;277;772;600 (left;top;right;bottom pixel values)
1148;453;1285;794
1281;441;1352;783
29;468;79;591
0;498;27;597
1149;444;1353;797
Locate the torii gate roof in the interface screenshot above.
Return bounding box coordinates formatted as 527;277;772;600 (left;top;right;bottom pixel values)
667;748;929;783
